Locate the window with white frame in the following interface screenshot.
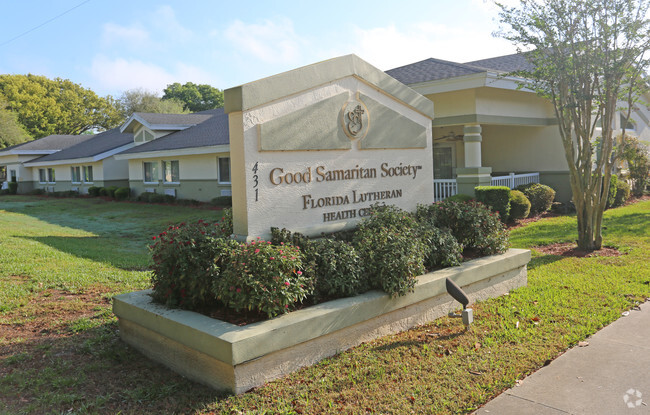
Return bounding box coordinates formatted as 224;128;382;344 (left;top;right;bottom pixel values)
143;161;159;183
218;157;231;184
83;165;93;183
71;166;81;183
39;169;46;183
10;169;17;182
162;160;180;183
47;168;55;183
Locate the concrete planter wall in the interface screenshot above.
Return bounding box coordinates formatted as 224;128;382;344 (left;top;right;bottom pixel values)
113;248;530;394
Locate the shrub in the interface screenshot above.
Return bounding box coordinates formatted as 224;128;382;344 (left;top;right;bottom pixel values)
613;180;631;207
509;190;531;221
418;224;462;269
217;208;233;236
516;183;556;215
150;220;236;310
622;136;650;196
605;174;618;209
29;188;46;195
416;200;509;256
7;182;18;195
104;186;119;198
445;193;473;203
474;186;511;222
87;186;101;197
213;240;312;318
211;196;232;207
148;193;167;203
310;238;365;299
353;205;425;297
114;187;130;201
270;227;311;248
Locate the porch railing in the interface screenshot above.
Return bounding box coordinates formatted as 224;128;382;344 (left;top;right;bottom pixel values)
490;172;539;189
434;172;540;202
433;179;458;202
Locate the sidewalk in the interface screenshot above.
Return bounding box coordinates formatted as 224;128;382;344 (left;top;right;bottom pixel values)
475;301;650;414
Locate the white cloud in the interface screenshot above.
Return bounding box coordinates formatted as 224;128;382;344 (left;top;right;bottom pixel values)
224;18;305;64
90;55;214;95
101;22;150;50
349;21;517;70
151;5;192;42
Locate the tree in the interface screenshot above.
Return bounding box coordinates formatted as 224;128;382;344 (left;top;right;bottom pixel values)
0;74;122;138
162;82;224;112
0;96;31;148
117;88;188;119
496;0;650;250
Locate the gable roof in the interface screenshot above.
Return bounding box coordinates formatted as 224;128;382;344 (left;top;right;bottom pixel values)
0;134;92;155
117;108;228;156
24;128;134;165
120;111;214;133
386;52;533;86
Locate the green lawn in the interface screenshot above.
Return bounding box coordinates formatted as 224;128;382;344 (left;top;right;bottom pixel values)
1;195;649;414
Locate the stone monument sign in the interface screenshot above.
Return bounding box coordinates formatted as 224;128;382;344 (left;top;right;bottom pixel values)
225;54;435;241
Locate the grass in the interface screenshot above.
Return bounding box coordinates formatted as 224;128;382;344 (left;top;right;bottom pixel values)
1;195;649;414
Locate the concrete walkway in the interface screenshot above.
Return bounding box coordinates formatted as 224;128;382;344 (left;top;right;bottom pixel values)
475;301;650;414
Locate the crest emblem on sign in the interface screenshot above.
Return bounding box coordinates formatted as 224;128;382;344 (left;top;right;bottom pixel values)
342;95;369;140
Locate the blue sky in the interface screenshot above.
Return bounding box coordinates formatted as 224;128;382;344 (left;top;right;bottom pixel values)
0;0;519;98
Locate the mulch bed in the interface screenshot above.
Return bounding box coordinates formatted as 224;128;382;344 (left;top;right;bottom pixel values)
533;242;624;258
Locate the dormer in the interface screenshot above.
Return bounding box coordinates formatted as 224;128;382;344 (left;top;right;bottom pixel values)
120;112;214;145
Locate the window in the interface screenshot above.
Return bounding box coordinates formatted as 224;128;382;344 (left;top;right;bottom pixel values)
10;169;17;182
47;168;55;183
83;166;93;183
143;161;159;183
39;169;46;183
162;160;180;183
218;157;231;183
620;114;635;131
433;146;454;179
0;166;6;182
71;166;81;183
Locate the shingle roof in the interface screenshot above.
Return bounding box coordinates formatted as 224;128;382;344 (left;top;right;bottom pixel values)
386;58;484;85
464;52;534;73
28;128;134;163
386;52;534;85
0;134;92;154
119;108;229;155
132;112;214;126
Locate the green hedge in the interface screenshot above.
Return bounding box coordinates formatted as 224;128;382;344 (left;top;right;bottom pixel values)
516;183;556;215
509;190;531;221
474;186;511;222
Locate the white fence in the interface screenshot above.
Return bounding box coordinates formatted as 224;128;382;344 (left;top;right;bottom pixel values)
491;172;540;189
434;172;540;202
433;179;458;202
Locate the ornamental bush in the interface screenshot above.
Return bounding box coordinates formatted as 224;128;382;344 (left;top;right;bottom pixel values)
87;186;101;197
509;190;531;221
114;187;130;201
516;183;556;215
474;186;511;222
605;174;618;209
7;182;17;194
416;200;509;256
417;224;462;269
212;240;312;318
150;219;236;309
353;205;426;297
446;193;474;203
613;180;631;207
310;238;365;299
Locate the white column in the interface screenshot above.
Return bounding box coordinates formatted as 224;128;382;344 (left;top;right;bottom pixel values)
463;124;482;168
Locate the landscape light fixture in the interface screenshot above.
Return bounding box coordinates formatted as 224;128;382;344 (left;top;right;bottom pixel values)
445;278;473;327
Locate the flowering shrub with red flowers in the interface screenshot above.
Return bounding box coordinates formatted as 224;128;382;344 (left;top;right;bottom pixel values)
212;239;312;318
150;217;236;309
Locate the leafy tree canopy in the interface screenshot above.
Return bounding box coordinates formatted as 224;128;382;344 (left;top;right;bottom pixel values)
0;95;31;149
162;82;224;112
117;88;188;120
497;0;650;250
0;74;122;139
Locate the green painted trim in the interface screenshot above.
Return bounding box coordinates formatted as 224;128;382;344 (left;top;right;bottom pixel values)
433;114;558;127
456;167;493;175
225;54;434;118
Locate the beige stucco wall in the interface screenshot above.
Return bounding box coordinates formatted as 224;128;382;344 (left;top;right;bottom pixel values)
475;88;555;119
425;90;475;119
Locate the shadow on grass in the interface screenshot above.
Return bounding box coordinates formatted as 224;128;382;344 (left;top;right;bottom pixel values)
22;235;150;271
603;212;650;237
371;329;467;353
0;322;225;414
527;255;565;271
